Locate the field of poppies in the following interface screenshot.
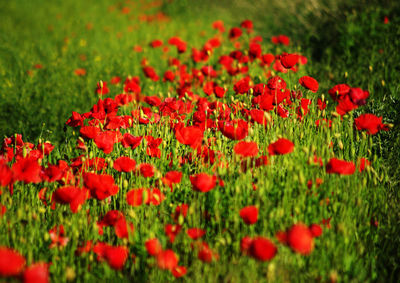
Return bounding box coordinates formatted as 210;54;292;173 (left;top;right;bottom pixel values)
0;0;399;282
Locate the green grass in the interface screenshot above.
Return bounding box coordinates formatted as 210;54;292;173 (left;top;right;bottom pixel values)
0;0;399;282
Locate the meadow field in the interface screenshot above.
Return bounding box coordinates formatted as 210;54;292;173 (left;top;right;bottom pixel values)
0;0;399;282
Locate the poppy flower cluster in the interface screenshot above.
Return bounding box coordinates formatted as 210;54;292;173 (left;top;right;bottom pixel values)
0;10;390;282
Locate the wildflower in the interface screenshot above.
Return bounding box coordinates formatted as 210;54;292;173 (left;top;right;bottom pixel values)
280;53;299;69
239;206;258;224
248;237;277;261
23;262;49;283
234;141;259;158
268;138;294;155
326;158;355;175
287;223;314;255
157;250;178;270
0;247;25;276
299;76;319;93
145;239;162;256
190;173;217;193
354;114;388;135
187;228;206;240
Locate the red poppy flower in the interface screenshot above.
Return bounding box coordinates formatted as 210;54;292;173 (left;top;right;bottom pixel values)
267;76;286;90
214;85;226;98
52;186;88;213
326;158;355;175
97;210;132;239
218;119;248;140
349;88;369;106
165;224;182;243
309;224;323;238
187;228;206;240
80;126;100;140
336;95;358;115
258;94;274;111
296;98;312;118
104;246;129;270
126;189;146;207
157;250;178;270
95;81;109;95
23;262;49;283
287;223;314;255
354;114;388;135
163;70;175;82
299;76;319;93
280;53;298;69
190;173;217;193
110;76;121;85
240;236;253;254
249;109;268;126
328;84;350;101
203;81;214;96
12;156;42;184
150;39;163;48
261;53;275;65
233;77;251;94
175;126;203;149
0;163;12;187
124;78;141;93
229;27;242;40
172;266;187;278
145;238;162;256
168;37;187;53
84;172;119;200
271;35;290;45
234;141;259;158
94;131;119;154
143;66;159;81
0;247;26;276
212;20;225;32
268;138;294;155
138;163;155;178
144;96;162;107
197;242;218;263
317;98;327;110
113;157;136;172
252;83;267;96
239;206;258;225
201;65;217;77
249;237;277;261
249;42;262;59
66;111;84;127
121;133;142;149
241;19;253;31
162;171;182;190
147;188;165;206
37;142;54;155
